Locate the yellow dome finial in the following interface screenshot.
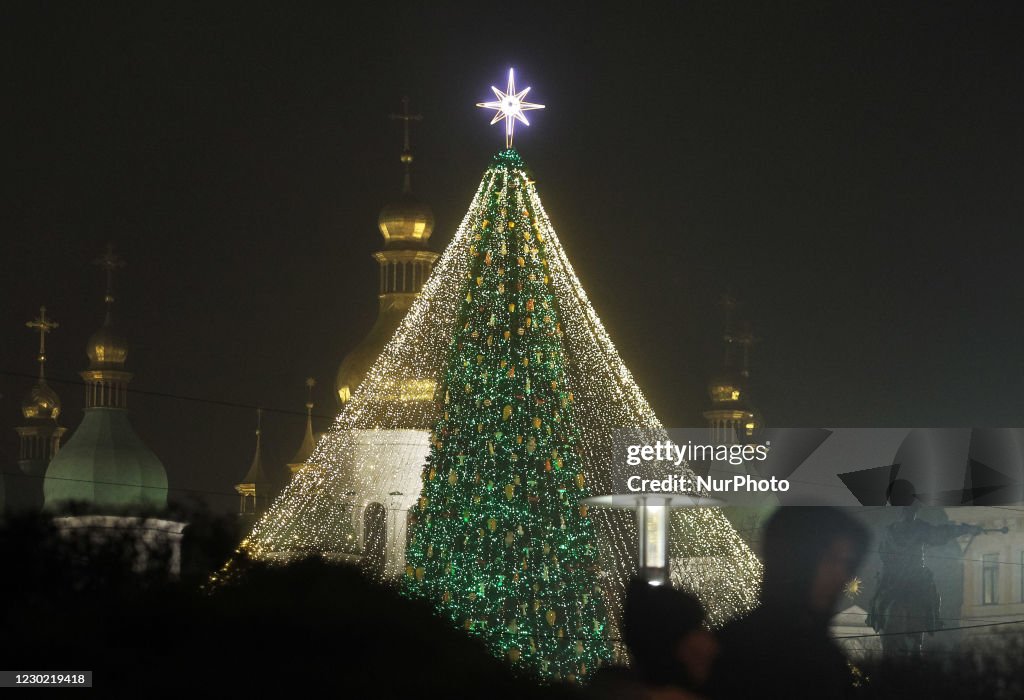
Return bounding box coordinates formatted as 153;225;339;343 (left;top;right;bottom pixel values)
379;98;434;247
22;305;61;421
86;243;129;368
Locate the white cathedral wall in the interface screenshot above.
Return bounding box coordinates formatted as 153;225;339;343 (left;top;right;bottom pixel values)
346;428;432;579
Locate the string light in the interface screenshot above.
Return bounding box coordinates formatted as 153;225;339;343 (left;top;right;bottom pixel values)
211;147;762;673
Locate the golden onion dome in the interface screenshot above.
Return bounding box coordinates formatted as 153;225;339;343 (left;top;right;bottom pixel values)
22;380;61;420
86;316;128;368
335;296;436;408
378;194;435;247
707;369;746;405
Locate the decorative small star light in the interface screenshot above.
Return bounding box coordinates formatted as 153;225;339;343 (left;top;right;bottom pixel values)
476;68;544;149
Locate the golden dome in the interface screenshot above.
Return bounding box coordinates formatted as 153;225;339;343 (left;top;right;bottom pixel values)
378;195;435;247
335;295;436;408
22;380;61;420
86;315;128;368
708;370;746;405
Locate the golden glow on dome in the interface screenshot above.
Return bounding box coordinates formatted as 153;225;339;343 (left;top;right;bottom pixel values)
86;320;128;368
378;197;435;245
710;383;741;403
22;381;61;420
381;377;435;403
339;378;434;406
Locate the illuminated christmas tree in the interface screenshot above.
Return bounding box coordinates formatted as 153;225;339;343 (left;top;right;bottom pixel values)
403;147;610;682
216;70;761;674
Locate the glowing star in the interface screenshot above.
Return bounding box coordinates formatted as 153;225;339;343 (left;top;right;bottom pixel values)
476;68;544;148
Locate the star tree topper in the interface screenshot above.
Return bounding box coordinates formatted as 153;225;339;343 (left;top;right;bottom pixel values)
476;68;545;148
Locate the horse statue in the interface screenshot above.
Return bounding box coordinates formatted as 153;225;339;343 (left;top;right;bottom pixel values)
866;479;1004;657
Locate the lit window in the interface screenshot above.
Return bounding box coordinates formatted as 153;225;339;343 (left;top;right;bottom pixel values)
982;553;999;605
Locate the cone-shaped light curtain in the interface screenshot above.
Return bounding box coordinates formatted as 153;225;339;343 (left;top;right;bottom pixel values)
223;149;762;659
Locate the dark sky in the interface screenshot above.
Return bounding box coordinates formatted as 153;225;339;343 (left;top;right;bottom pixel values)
3;3;1023;514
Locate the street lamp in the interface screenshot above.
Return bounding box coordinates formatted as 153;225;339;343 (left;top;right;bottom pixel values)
582;492;723;586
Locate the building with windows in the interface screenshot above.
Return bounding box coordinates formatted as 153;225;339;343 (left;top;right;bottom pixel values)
956;506;1024;644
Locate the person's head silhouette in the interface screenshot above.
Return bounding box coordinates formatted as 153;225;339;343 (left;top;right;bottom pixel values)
760;507;870;617
887;478;921;518
623;578;718;691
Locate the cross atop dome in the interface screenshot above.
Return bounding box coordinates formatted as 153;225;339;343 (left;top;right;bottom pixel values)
26;306;58;378
94;242;125;307
390;96;423;194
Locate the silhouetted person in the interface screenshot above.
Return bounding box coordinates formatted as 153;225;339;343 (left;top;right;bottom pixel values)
591;578;718;699
867;479;983;658
708;507;870;700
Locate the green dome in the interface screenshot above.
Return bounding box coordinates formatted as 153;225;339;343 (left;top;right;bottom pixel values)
44;408;167;511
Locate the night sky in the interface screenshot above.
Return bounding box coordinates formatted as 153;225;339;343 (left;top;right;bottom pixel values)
3;3;1023;514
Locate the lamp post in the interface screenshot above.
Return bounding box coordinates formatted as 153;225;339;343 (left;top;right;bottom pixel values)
582;492;723;586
